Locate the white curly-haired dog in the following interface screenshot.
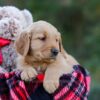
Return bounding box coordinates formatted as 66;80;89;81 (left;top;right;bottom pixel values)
0;6;33;72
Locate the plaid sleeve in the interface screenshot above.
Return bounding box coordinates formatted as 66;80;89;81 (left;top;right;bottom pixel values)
53;65;91;100
0;70;41;100
0;65;91;100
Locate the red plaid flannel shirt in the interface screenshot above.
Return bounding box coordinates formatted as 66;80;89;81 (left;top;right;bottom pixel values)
0;65;91;100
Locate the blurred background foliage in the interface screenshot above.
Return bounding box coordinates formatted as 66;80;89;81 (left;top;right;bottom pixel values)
0;0;100;99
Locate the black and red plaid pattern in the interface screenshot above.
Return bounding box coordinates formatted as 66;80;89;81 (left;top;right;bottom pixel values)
0;65;91;100
53;65;90;100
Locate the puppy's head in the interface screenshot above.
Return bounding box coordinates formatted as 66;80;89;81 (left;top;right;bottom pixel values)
15;21;62;64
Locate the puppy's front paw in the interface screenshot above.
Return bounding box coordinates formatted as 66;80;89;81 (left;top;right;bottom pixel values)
43;77;59;93
21;67;37;81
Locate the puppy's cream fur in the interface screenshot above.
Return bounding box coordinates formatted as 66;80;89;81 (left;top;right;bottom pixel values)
15;20;78;93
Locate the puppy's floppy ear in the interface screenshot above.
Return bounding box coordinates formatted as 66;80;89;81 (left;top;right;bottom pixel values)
15;31;30;56
59;36;68;59
59;36;63;52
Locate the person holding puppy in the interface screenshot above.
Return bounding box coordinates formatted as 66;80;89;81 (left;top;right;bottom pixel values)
0;6;90;100
15;21;91;100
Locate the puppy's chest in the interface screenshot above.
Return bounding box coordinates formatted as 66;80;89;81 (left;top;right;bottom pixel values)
34;66;47;74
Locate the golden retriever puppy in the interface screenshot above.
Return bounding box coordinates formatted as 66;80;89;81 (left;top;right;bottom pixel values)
15;20;78;93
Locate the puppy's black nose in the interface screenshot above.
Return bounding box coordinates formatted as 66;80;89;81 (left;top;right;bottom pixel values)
51;48;59;56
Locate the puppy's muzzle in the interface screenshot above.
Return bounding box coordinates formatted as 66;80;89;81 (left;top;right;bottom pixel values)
51;48;59;57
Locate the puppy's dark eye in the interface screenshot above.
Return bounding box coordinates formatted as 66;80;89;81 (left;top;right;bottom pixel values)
38;37;46;41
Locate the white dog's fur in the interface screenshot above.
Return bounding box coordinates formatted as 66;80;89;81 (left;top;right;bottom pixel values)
0;6;33;71
0;6;33;28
